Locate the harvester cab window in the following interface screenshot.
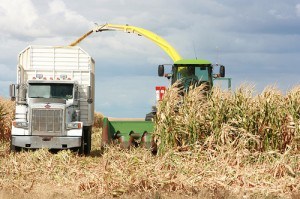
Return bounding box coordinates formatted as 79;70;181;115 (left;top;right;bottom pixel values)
195;66;209;82
28;83;73;100
177;65;194;77
187;66;195;76
176;65;198;80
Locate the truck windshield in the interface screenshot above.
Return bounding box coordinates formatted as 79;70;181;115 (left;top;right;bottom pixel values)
28;83;73;99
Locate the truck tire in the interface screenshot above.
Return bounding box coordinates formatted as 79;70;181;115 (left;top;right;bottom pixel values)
83;126;92;155
10;145;21;153
10;139;21;153
78;132;85;155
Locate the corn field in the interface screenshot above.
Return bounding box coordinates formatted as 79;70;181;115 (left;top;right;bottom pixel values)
0;85;300;198
155;84;300;154
0;98;14;143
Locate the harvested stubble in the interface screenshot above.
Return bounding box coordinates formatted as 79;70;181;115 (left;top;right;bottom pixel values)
0;140;299;198
1;85;300;198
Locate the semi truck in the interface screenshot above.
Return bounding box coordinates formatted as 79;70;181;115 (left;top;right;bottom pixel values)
9;45;95;154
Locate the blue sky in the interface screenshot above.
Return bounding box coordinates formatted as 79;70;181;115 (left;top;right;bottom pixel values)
1;0;300;117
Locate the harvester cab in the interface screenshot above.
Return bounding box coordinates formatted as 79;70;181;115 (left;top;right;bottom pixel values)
158;59;226;92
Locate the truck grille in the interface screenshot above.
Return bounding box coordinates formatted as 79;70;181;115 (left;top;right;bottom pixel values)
31;109;63;135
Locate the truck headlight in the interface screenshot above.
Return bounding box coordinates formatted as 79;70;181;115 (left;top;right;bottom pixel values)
67;122;82;129
12;121;28;129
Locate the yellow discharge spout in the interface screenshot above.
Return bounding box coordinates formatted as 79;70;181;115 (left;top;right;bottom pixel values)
69;23;183;62
69;30;93;46
94;24;182;62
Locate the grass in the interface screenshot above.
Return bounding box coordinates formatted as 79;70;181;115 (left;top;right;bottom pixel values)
0;85;300;198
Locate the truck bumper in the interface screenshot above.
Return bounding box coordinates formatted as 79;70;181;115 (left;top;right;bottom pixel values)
11;135;81;149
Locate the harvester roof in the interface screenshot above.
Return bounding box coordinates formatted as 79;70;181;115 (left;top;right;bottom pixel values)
174;59;211;65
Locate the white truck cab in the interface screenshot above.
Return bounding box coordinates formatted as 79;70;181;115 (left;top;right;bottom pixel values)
10;46;95;154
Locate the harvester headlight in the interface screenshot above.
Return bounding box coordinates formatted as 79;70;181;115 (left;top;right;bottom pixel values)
12;121;28;129
67;122;82;129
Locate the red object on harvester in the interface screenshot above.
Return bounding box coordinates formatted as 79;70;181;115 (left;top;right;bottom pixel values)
156;86;166;101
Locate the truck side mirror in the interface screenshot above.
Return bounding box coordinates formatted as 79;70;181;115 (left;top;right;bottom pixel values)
9;84;17;101
73;85;79;100
158;65;164;77
87;86;93;104
220;65;225;77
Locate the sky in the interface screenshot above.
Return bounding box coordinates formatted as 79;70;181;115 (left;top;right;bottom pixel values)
1;0;300;118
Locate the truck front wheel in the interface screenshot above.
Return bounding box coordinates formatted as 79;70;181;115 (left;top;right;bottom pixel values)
83;126;92;155
78;126;92;155
10;138;21;153
78;134;85;155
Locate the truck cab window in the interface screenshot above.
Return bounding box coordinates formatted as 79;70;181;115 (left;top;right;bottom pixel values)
28;83;73;99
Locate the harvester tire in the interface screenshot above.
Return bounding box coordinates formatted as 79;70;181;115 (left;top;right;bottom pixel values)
145;112;155;121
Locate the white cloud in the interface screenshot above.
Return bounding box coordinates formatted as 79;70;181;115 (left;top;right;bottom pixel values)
0;0;48;37
0;0;93;40
49;0;66;14
47;0;91;26
296;4;300;17
269;9;286;19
